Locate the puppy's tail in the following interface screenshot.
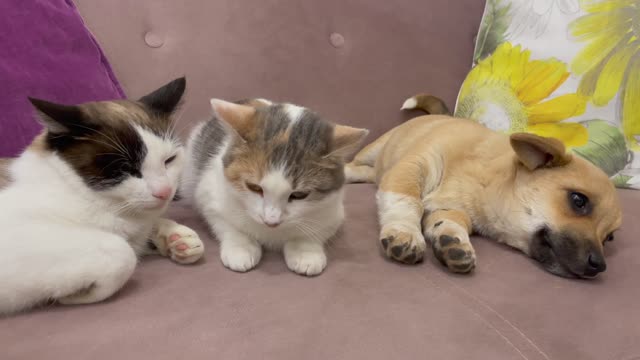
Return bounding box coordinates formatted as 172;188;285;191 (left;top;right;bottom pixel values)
400;94;450;115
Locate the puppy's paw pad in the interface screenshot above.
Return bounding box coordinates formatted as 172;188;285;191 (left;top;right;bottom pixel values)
449;262;476;273
432;235;475;274
221;245;261;273
164;226;204;264
286;250;327;276
434;235;460;248
380;229;426;264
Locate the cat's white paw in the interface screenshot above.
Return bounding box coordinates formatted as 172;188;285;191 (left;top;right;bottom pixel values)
284;243;327;276
220;243;262;272
161;224;205;264
58;284;100;305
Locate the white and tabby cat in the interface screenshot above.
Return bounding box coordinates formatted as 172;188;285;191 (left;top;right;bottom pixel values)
182;98;368;276
0;78;204;315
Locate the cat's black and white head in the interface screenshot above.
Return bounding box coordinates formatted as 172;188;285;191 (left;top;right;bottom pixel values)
28;77;187;214
202;98;368;228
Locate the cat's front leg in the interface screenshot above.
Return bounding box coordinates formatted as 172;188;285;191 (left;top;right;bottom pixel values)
284;240;327;276
216;221;262;272
151;218;205;264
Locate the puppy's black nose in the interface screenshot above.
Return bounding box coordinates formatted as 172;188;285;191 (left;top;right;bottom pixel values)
585;252;606;277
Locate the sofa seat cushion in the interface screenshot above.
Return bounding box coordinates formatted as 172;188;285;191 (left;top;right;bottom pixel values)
3;185;639;360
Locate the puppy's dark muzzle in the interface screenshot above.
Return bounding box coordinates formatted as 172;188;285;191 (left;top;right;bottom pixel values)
532;227;607;279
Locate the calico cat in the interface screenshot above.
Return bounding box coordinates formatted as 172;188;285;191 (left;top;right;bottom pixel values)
0;77;204;315
182;98;368;276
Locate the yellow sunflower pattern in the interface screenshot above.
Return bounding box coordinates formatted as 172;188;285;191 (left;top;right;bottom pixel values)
456;42;589;148
570;0;640;151
457;0;639;188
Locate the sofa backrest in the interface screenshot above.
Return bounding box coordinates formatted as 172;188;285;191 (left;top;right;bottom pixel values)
74;0;485;140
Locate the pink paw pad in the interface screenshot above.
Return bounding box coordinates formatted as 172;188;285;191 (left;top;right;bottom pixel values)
168;234;181;243
175;243;189;251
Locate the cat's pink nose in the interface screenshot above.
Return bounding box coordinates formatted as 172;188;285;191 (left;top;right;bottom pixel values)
152;186;172;200
264;220;281;228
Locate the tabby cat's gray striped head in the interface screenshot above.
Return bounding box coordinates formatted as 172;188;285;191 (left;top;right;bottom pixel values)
211;98;368;227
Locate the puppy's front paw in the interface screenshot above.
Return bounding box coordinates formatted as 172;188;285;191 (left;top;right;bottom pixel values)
160;224;205;264
284;241;327;276
431;234;476;273
220;243;262;273
380;228;426;264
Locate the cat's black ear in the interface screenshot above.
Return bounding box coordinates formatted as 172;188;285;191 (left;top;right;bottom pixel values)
326;125;369;160
210;98;256;140
139;77;186;115
28;97;85;134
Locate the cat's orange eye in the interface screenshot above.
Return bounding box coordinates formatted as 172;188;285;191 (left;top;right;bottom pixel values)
289;191;309;201
246;182;263;195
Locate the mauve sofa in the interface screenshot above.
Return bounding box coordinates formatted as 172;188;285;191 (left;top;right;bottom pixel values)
3;1;640;359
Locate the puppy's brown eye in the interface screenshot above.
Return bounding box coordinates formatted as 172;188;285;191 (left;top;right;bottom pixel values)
289;191;309;201
605;233;614;242
568;191;591;215
246;182;263;195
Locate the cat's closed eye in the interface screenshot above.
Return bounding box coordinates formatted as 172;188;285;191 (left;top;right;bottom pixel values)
118;161;141;177
289;191;309;201
246;182;263;195
165;155;177;166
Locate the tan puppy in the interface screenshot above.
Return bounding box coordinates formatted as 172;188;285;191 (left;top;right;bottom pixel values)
346;95;622;278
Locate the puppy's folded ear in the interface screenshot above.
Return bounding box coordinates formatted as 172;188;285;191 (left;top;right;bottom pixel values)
510;133;572;170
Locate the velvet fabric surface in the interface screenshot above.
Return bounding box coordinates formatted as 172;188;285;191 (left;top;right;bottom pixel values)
0;0;124;157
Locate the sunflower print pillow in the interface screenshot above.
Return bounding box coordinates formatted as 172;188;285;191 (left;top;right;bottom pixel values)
455;0;639;189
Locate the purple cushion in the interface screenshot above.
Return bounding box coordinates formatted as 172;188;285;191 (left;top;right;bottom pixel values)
0;0;124;157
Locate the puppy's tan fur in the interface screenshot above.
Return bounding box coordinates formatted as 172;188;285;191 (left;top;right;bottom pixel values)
347;95;622;278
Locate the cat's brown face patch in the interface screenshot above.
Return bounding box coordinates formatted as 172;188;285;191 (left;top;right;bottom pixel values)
224;143;269;192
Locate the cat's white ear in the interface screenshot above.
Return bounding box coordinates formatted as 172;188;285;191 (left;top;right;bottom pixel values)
327;125;369;160
210;99;256;140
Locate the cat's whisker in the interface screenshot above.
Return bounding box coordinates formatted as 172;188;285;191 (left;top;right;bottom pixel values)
295;225;323;244
112;203;131;215
292;221;324;243
173;107;193;138
166;106;191;142
293;218;324;229
95;152;125;157
103;157;127;171
113;202;141;216
110;129;132;158
72;124;129;155
294;218;326;227
80;136;126;155
167;116;180;141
